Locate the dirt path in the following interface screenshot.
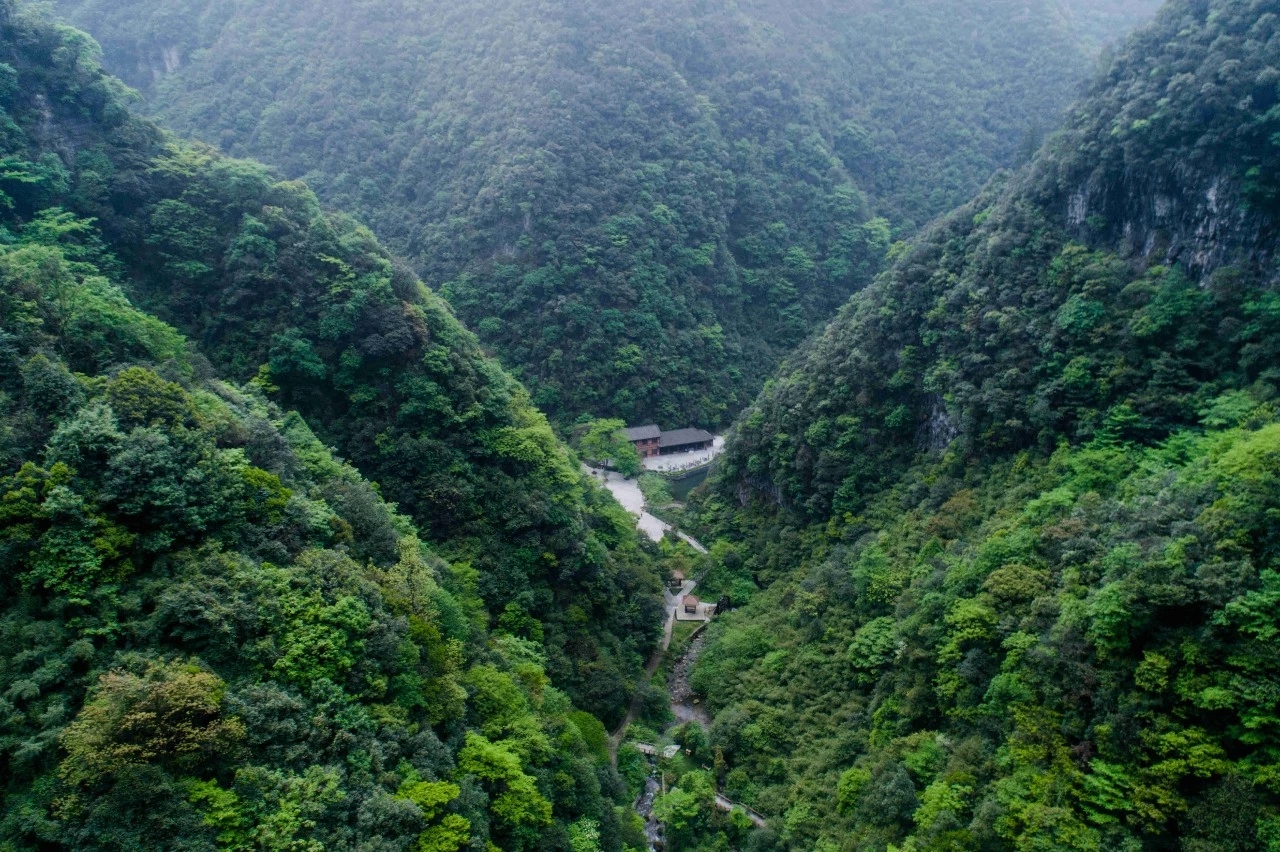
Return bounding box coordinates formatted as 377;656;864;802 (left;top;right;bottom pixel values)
715;794;768;829
612;568;771;841
610;574;709;762
593;455;762;836
609;607;675;764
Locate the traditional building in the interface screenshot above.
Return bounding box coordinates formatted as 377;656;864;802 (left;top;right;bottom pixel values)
683;595;700;614
622;424;661;458
623;424;715;458
659;428;715;455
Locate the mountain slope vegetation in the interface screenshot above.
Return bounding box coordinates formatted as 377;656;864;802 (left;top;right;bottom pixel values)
673;2;1280;849
0;1;668;727
52;0;1154;426
0;8;668;849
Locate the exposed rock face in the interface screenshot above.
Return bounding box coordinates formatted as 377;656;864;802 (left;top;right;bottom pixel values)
1063;167;1275;281
1031;2;1280;283
918;394;958;453
712;2;1280;522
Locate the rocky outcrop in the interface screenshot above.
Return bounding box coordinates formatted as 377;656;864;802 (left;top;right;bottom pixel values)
1062;165;1275;281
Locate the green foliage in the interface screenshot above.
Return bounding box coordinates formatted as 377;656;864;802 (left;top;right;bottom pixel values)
719;1;1280;523
679;3;1280;850
457;732;553;848
59;662;245;787
576;418;642;477
0;2;665;726
186;767;345;852
0;9;649;850
637;474;674;509
692;419;1280;849
836;767;872;816
52;0;1144;427
398;777;471;852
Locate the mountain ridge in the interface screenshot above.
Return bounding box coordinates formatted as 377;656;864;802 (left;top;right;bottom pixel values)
666;2;1280;849
51;0;1160;426
0;8;651;850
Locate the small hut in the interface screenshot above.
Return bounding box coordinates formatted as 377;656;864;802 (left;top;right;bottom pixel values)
683;595;700;615
670;569;686;590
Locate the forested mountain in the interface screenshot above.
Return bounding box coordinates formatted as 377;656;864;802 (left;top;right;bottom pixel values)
50;0;1154;427
672;1;1280;849
0;5;664;848
1064;0;1169;49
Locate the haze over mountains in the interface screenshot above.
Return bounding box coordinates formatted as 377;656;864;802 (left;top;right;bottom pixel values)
55;0;1161;427
6;1;1280;851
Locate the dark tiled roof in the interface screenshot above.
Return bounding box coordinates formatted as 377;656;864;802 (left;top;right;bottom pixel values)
660;428;714;448
623;424;661;441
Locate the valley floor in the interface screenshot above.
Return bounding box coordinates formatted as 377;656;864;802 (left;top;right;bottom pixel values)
590;468;709;552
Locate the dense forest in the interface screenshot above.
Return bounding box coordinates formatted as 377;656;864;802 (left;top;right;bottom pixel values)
10;0;1280;850
50;0;1159;427
672;1;1280;849
0;5;669;849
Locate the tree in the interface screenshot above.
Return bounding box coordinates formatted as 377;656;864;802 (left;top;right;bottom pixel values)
456;732;552;845
60;662;245;787
576;419;643;477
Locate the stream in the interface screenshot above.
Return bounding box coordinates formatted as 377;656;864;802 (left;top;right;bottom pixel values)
628;619;768;844
637;776;662;849
598;468;719;848
669;631;711;726
630;627;711;850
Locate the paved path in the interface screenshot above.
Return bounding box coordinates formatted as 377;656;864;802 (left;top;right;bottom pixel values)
610;566;711;762
588;463;768;833
675;531;708;554
715;794;768;829
659;605;677;653
593;464;720;762
642;436;726;473
589;468;706;550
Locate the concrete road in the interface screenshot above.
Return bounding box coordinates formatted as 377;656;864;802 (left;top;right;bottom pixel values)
591;469;706;550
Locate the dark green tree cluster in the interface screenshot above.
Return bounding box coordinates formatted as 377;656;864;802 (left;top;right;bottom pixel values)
719;0;1280;524
50;0;1143;426
0;11;668;848
0;3;667;727
677;1;1280;849
693;425;1280;851
0;200;634;851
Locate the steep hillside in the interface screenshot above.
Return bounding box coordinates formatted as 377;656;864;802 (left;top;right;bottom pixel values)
0;260;632;851
720;0;1280;522
0;0;666;740
671;2;1280;849
0;8;659;851
52;0;1135;426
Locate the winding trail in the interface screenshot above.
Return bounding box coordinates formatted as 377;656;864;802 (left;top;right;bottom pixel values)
589;468;708;551
591;463;768;837
608;573;706;762
592;460;716;759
